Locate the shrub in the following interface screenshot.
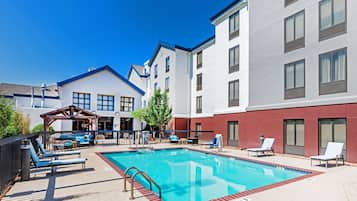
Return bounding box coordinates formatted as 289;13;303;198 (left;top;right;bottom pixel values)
32;124;54;133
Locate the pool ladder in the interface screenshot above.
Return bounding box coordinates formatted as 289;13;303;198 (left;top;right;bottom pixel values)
123;166;162;200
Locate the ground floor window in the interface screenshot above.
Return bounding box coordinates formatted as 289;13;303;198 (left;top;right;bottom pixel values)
227;121;238;146
319;118;346;157
195;123;202;137
72;120;89;131
120;117;133;131
284;120;304;155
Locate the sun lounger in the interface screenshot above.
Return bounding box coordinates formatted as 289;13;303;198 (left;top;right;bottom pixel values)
35;138;81;158
29;142;86;173
247;138;275;156
310;142;344;168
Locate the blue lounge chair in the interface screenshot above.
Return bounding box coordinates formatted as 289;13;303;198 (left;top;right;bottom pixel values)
35;138;81;158
29;142;87;173
210;137;217;148
169;135;179;143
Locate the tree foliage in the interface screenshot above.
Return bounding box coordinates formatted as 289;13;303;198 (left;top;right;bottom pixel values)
32;123;54;133
132;89;172;130
0;98;30;139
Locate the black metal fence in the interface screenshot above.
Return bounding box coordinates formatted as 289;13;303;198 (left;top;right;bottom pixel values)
0;134;38;195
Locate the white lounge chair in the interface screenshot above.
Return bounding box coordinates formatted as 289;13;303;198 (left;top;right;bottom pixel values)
247;138;275;156
310;142;344;168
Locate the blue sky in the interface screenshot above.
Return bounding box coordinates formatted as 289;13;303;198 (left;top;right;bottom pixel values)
0;0;233;85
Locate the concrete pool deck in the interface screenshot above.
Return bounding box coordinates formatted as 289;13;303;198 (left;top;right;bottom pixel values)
2;143;357;201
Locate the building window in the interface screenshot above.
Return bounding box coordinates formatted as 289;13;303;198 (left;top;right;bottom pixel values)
154;82;158;90
196;96;202;113
227;121;239;146
284;120;304;155
97;95;114;111
228;80;239;107
285;120;304;147
285;10;305;52
195;123;202;137
229;11;240;40
196;73;202;91
285;0;298;7
73;92;90;110
120;96;134;112
284;60;305;99
197;51;202;68
165;77;169;92
319;47;347;95
165;56;170;72
319;0;346;41
154;64;158;78
319;118;346;157
229;45;239;73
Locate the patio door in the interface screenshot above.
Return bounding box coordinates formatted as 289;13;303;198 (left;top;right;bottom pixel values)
227;121;238;146
120;117;133;131
319;119;346;158
284;120;304;155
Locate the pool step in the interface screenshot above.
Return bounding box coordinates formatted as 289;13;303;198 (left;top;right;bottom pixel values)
122;166;162;200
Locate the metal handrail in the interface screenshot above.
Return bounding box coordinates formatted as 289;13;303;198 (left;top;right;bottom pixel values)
130;171;162;200
123;166;141;192
122;166;162;200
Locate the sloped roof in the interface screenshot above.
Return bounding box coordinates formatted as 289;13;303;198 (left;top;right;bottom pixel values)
148;42;191;67
57;65;145;95
0;83;59;98
128;64;149;79
210;0;243;22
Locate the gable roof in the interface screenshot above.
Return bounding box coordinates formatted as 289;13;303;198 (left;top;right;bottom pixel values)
127;64;149;79
210;0;243;22
57;65;145;95
148;42;191;67
191;35;216;51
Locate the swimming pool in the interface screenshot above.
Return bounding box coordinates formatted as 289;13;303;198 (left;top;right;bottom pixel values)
102;148;311;201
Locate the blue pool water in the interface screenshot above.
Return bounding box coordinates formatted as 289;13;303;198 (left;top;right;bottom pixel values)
103;149;309;201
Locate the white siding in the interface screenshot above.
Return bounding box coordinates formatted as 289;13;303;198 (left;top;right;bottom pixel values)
248;0;357;111
59;70;143;131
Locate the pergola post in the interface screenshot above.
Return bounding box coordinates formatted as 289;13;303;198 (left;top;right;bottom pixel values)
43;118;49;149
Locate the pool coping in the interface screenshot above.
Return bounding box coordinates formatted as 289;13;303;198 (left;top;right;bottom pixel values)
96;147;322;201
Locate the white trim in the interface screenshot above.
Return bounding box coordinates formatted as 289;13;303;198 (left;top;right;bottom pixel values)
247;95;357;111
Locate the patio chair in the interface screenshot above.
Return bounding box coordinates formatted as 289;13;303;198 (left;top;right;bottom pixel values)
247;138;275;156
35;138;81;158
209;137;217;149
29;142;87;173
310;142;344;168
169;135;179;143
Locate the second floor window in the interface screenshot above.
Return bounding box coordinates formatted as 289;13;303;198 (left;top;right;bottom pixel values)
97;95;114;111
154;65;158;78
229;11;240;39
285;10;305;52
319;0;346;41
165;77;170;92
165;56;170;72
228;80;239;107
319;48;347;95
120;96;134;112
285;60;305;99
196;73;202;91
154;82;158;90
73;92;90;110
196;96;202;113
229;45;239;73
197;51;202;68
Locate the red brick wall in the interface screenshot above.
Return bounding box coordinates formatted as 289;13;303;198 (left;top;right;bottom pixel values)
190;103;357;162
168;118;190;138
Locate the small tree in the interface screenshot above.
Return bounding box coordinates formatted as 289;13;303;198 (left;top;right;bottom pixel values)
0;98;29;139
132;89;172;139
32;123;55;133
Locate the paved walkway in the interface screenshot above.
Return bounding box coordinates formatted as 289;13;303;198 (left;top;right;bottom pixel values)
3;144;357;201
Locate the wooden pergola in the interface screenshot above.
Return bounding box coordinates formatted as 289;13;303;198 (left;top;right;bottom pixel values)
40;105;99;148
